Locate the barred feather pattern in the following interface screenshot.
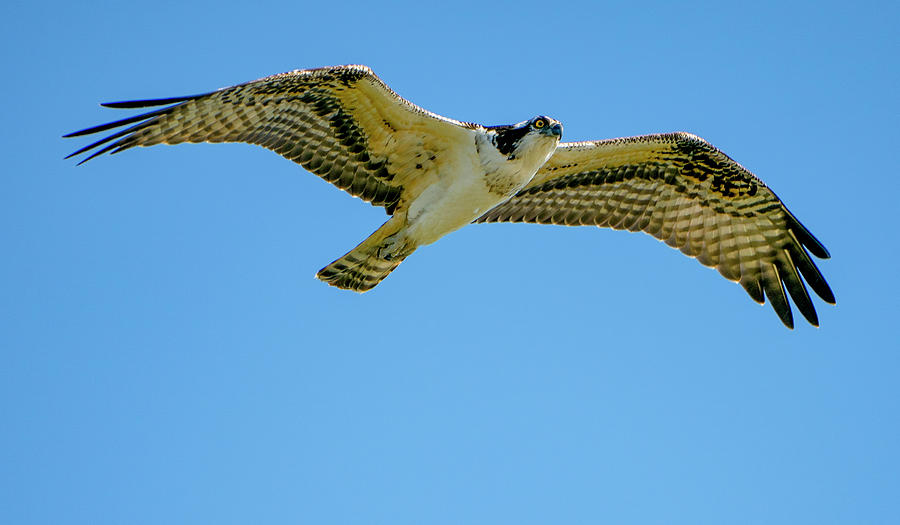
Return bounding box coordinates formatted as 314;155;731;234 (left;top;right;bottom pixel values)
477;132;834;328
65;65;475;213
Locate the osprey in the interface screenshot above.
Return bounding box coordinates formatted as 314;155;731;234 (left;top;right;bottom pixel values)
66;65;834;328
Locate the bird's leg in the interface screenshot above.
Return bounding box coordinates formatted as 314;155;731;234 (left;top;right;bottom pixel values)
376;230;413;261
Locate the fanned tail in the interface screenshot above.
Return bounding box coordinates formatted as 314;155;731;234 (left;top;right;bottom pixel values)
316;219;413;292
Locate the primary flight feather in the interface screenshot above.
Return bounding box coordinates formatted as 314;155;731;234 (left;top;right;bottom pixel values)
65;64;834;328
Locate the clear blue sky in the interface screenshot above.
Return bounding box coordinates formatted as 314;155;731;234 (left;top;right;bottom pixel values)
3;1;898;524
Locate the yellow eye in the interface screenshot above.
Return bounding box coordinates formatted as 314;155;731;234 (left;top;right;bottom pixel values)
534;119;546;129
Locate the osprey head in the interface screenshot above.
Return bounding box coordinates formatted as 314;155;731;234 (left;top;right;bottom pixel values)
529;115;563;139
492;116;563;158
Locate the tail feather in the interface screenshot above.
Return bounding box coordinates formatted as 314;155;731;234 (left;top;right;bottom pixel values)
317;252;406;291
316;220;412;292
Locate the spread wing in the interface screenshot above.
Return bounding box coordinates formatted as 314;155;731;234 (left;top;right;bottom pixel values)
476;132;834;328
65;64;476;213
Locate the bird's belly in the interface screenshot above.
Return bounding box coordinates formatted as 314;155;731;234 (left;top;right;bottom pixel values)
405;175;515;246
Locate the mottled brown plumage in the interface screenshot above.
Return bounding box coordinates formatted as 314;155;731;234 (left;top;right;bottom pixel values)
476;133;834;328
66;65;473;214
66;65;834;328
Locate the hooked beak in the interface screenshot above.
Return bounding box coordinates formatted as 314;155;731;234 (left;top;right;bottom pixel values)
550;123;563;138
541;121;563;139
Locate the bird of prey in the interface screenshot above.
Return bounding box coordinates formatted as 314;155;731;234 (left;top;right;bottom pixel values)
65;64;834;328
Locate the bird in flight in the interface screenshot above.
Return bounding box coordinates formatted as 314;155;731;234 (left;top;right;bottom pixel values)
65;64;834;328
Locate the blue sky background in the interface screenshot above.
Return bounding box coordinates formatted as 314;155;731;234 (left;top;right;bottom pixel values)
3;1;898;524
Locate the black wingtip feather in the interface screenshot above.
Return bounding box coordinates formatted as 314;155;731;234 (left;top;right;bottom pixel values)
63;102;189;162
787;237;836;305
64;94;205;161
763;264;795;329
77;141;122;165
779;250;819;327
784;208;830;259
64;114;157;162
740;277;765;304
63;106;174;138
100;95;200;109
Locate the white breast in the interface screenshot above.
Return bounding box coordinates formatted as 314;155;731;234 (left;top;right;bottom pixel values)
403;128;557;247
